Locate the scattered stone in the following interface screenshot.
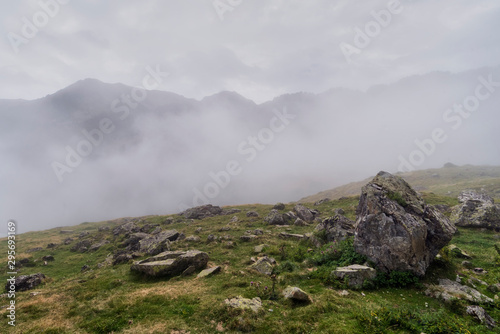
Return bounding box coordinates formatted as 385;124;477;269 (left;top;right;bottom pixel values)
180;204;223;219
425;278;493;303
222;208;241;215
273;203;286;210
163;218;174;225
224;241;236;249
314;215;355;243
46;243;58;249
81;265;90;272
466;305;496;328
338;290;349;296
89;240;110;252
279;232;306;241
334;208;345;215
249;256;276;275
98;226;110;232
59;230;73;234
314;198;331;206
332;264;376;289
123;232;151;251
219;226;231;232
78;231;90;238
474;268;487;275
254;229;264;235
113;222;139;236
29;291;41;297
468;277;488;287
294;218;307;226
230;216;239;223
27;247;43;253
224;296;262;313
293;204;319;222
246;211;259;218
206;234;217;243
112;251;136;265
131;250;209;278
5;273;46;292
195;227;202;234
448;245;472;259
42;255;54;262
254;244;268;254
282;286;311;303
451;190;500;229
240;235;257;242
354;171;456;276
63;238;73;245
197;266;221;278
71;240;92;253
264;209;287;225
186;235;201;243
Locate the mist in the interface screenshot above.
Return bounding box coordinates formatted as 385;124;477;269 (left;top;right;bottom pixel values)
1;1;500;235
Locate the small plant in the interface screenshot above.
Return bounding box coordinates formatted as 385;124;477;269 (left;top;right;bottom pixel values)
387;191;408;207
365;271;420;289
308;238;366;268
249;274;278;300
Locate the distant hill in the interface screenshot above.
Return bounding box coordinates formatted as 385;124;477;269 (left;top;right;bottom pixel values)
299;164;500;203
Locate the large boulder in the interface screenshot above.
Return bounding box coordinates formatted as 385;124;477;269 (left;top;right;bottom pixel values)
451;190;500;230
6;273;46;292
138;230;179;255
314;215;355;243
293;204;319;223
180;204;223;219
354;171;456;276
131;250;208;277
264;210;295;225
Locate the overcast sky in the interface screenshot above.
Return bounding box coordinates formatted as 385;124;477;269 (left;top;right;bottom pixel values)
1;0;500;103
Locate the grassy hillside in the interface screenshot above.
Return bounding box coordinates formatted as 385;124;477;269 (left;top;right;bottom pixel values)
1;192;500;333
300;165;500;203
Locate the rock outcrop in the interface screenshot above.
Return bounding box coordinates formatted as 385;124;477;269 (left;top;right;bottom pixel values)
180;205;223;219
314;215;355;243
451;190;500;230
354;171;456;276
224;296;262;312
131;250;208;278
293;204;319;223
425;278;493;304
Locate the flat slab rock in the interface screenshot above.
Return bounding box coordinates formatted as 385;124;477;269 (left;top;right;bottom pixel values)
131;250;208;278
332;264;376;289
224;296;262;312
425;278;493;304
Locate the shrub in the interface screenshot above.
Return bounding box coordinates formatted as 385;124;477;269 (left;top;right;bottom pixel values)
365;271;420;289
308;238;366;268
387;191;408;207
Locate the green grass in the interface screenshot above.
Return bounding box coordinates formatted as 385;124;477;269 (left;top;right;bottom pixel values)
1;194;499;333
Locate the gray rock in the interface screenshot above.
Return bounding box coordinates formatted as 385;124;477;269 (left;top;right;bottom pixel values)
230;216;239;223
195;227;202;234
451;190;500;229
254;244;269;254
89;240;110;252
206;234;217;243
425;278;493;303
78;231;90;238
273;203;286;210
282;286;311;303
224;296;262;312
224;241;236;249
42;255;54;262
185;235;201;243
293;204;318;223
139;230;178;255
113;222;139;236
98;226;110;232
448;244;472;259
197;266;221;278
124;232;151;251
59;230;73;234
254;229;264;235
264;209;287;225
466;306;496;328
63;238;73;245
332;264;376;289
181;265;196;276
314;215;355;243
222;208;241;215
180;204;223;219
46;243;58;249
249;256;276;275
131;250;209;278
6;273;46;292
314;198;331;206
354;171;456;276
294;218;307;226
279;232;306;241
240;235;257;242
27;247;43;253
246;211;260;218
71;240;92;253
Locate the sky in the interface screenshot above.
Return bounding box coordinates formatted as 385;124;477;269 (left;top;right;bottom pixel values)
2;1;500;235
1;0;500;103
